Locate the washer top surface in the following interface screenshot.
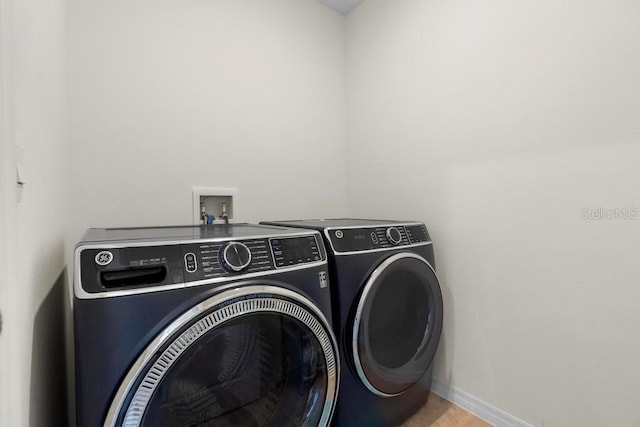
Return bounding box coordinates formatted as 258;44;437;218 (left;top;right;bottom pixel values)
79;223;301;245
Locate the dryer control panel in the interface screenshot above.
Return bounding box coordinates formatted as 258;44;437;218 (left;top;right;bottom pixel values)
327;223;430;254
78;233;326;296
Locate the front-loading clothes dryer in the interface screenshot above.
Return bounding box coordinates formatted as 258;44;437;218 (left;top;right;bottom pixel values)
260;219;443;427
73;224;340;427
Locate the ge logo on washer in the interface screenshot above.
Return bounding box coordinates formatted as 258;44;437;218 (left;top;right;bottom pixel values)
95;251;114;266
335;230;344;239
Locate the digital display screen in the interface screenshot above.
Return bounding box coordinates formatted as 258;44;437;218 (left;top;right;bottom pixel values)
281;238;314;259
271;236;321;267
405;225;428;243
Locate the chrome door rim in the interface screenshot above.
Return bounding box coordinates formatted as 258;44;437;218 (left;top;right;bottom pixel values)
104;284;339;427
351;252;439;397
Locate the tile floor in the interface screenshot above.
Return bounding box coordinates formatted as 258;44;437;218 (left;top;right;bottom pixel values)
399;393;491;427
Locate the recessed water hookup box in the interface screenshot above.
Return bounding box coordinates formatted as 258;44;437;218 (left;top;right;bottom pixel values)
192;187;238;224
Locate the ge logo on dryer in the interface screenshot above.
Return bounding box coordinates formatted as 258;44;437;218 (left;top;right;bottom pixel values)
95;251;114;266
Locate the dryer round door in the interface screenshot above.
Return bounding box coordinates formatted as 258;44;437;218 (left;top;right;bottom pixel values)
105;285;339;427
351;253;443;397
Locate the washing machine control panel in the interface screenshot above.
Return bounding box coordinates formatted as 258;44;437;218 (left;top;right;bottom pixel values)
181;239;272;280
79;233;326;294
328;224;430;253
180;234;326;282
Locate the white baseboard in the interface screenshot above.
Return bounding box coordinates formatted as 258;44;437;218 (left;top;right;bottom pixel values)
430;379;534;427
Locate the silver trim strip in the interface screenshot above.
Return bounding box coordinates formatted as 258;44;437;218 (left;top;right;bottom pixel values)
74;235;327;299
323;222;423;229
351;253;439;397
77;230;323;249
329;242;432;256
104;285;340;427
269;221;425;230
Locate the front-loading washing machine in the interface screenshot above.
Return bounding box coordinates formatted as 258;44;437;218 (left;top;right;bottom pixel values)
74;224;340;427
260;219;443;427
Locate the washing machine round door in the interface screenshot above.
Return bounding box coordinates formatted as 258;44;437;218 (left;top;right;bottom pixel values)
105;285;339;427
351;253;443;397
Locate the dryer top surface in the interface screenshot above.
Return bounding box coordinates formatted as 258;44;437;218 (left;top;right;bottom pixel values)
261;218;419;230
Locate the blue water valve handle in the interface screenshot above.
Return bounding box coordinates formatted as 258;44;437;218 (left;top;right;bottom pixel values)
206;214;215;224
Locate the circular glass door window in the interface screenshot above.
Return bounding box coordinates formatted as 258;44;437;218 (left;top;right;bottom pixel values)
351;253;443;396
106;286;339;427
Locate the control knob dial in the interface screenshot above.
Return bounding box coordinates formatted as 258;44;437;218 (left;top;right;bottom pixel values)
386;227;403;245
221;242;252;272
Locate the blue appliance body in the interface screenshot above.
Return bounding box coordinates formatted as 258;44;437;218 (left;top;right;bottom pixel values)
74;224;340;427
261;219;444;427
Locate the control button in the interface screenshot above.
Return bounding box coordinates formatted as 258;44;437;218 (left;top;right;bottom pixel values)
335;230;344;239
184;253;198;273
370;232;379;244
221;242;252;272
386;227;403;245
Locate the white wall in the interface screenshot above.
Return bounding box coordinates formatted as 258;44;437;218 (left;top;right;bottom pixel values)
347;0;640;425
66;0;348;248
14;0;640;424
1;0;69;425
